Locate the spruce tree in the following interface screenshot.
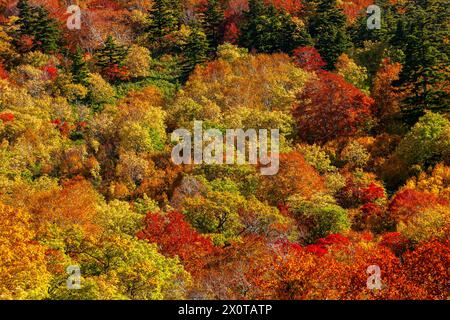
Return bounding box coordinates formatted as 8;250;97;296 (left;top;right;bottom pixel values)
181;24;209;81
71;46;89;86
16;0;62;53
33;6;62;53
393;0;449;123
16;0;33;36
202;0;225;51
147;0;181;41
349;0;398;48
240;0;312;53
95;35;128;71
308;0;351;69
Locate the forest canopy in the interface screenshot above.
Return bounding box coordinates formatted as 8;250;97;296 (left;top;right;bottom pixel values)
0;0;448;300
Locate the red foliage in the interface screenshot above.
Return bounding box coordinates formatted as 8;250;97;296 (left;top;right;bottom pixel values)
317;234;350;247
274;238;303;252
50;118;61;126
51;118;74;137
293;71;374;144
379;232;410;256
306;234;350;256
337;171;386;209
0;112;14;123
402;240;450;299
42;64;58;80
0;62;8;79
223;22;240;44
360;202;383;216
361;182;385;203
305;244;328;256
339;0;373;21
137;211;217;273
388;189;448;223
103;64;130;82
292;46;326;71
18;35;34;52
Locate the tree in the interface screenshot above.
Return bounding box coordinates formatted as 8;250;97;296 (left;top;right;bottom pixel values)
147;0;181;47
287;194;350;243
137;211;217;273
292;46;326;71
293;71;374;144
123;45;151;78
308;0;351;69
180;24;209;81
239;0;312;53
335;53;369;93
202;0;225;51
95;35;128;78
394;111;450;170
257;151;326;205
393;0;450;122
71;46;89;86
371;58;403;128
0;202;50;299
402;240;450;299
16;0;62;53
388;189;448;224
171;49;310;122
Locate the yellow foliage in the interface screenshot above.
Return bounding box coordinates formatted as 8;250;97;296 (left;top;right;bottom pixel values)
404;163;450;200
0;202;50;299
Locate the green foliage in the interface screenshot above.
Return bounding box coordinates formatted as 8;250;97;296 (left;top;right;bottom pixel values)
240;0;312;53
393;0;450;121
71;46;90;86
180;24;209;81
16;0;62;53
395;111;450;170
147;0;182;43
202;0;225;50
308;0;350;68
297;144;336;174
288;193;350;243
95;36;128;71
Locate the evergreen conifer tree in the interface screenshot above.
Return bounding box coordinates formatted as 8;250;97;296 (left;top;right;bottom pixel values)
202;0;225;51
95;35;128;71
71;46;89;86
308;0;351;69
180;23;209;81
393;0;449;122
240;0;312;53
16;0;62;53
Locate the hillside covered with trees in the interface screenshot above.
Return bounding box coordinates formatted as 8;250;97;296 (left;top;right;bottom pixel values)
0;0;449;299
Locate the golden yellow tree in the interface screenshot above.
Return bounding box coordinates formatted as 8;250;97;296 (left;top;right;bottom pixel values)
0;202;50;299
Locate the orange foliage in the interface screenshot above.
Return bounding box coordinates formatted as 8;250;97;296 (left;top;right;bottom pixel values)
402;240;450;299
28;177;101;236
246;237;428;299
293;71;374;144
371;58;403;125
138;211;218;274
388;189;448;223
258;151;325;205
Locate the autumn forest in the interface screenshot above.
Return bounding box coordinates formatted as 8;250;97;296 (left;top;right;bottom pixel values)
0;0;449;300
